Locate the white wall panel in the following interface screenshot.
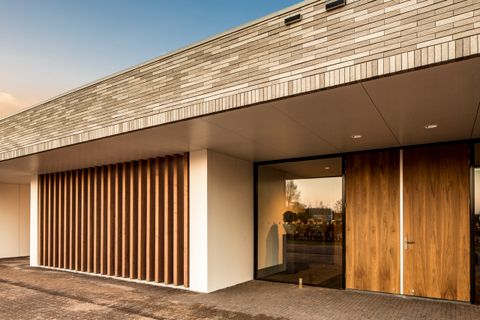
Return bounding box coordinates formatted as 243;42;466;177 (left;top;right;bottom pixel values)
0;183;30;259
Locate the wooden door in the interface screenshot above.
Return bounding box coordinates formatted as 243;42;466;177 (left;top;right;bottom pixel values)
403;144;470;301
346;150;400;294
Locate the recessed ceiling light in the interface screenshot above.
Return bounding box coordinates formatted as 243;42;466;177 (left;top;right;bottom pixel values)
324;166;331;170
424;124;438;129
351;134;363;139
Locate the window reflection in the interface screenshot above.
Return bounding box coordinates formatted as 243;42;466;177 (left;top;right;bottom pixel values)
257;158;343;288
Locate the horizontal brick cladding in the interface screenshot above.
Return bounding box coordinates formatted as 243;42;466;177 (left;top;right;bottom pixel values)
0;0;479;161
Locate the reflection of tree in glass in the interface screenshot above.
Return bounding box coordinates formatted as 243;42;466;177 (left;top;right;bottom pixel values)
285;180;300;208
285;180;306;212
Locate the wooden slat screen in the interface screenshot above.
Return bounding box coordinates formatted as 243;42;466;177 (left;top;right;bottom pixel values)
38;154;189;287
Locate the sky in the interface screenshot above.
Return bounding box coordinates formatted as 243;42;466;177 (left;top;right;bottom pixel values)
294;177;343;210
0;0;301;118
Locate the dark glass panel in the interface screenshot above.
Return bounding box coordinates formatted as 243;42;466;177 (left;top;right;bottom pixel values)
257;158;343;288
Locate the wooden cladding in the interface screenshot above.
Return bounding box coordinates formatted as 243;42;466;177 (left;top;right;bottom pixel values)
38;154;189;287
403;144;470;301
345;145;471;301
345;150;400;294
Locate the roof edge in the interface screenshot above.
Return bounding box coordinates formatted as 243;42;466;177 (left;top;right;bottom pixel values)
0;0;322;122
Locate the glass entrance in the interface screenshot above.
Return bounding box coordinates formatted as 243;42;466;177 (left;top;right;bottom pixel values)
256;158;344;288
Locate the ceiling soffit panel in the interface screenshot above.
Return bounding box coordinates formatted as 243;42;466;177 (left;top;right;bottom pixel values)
202;104;339;158
363;57;480;145
272;84;400;153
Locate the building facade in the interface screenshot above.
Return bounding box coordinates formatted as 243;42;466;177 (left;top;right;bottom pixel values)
0;0;479;303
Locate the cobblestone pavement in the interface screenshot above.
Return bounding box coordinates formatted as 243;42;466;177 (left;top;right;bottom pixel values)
1;258;479;320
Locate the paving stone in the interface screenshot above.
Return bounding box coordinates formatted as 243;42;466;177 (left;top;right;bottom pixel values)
0;258;479;320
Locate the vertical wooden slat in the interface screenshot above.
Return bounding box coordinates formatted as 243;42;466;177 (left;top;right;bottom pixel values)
138;161;147;280
81;169;87;272
38;175;43;266
69;171;75;270
42;175;48;266
53;173;58;268
102;166;106;274
87;168;93;273
122;163;130;278
130;161;138;279
78;170;82;271
72;170;81;270
49;174;53;267
56;173;61;268
93;167;101;274
146;159;155;281
183;154;189;287
155;158;165;283
44;175;47;266
37;176;42;265
50;174;54;267
58;172;64;269
75;170;81;271
164;157;173;284
107;165;115;275
100;166;107;275
89;169;93;272
64;172;69;269
115;163;122;277
173;156;183;286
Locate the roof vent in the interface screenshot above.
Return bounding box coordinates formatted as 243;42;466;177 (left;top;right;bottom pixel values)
284;13;302;26
326;0;346;11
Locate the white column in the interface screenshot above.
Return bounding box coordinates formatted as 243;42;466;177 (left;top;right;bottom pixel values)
207;150;253;292
189;150;209;292
189;149;254;293
30;175;38;267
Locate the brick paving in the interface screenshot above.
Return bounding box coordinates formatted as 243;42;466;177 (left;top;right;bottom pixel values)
0;258;479;320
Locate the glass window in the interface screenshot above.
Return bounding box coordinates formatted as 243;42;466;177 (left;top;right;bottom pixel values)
256;157;343;288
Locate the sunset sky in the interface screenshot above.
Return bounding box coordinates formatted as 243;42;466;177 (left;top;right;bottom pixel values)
0;0;300;118
294;178;343;210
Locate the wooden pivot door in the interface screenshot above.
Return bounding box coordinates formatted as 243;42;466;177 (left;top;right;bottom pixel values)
403;144;470;301
346;150;400;294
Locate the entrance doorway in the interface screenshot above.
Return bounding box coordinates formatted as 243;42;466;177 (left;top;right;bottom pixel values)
403;144;470;302
256;158;344;289
345;145;471;301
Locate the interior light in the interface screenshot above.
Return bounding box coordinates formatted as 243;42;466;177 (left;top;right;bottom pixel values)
351;134;362;139
424;124;438;129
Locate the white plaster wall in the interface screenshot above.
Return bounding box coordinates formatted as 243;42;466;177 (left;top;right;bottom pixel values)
207;151;253;292
30;176;38;266
0;183;30;259
189;150;253;293
189;150;209;293
257;166;287;270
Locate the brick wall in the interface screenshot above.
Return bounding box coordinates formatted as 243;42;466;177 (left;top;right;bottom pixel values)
0;0;479;161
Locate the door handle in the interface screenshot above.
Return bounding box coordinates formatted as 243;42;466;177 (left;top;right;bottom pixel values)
404;237;415;250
